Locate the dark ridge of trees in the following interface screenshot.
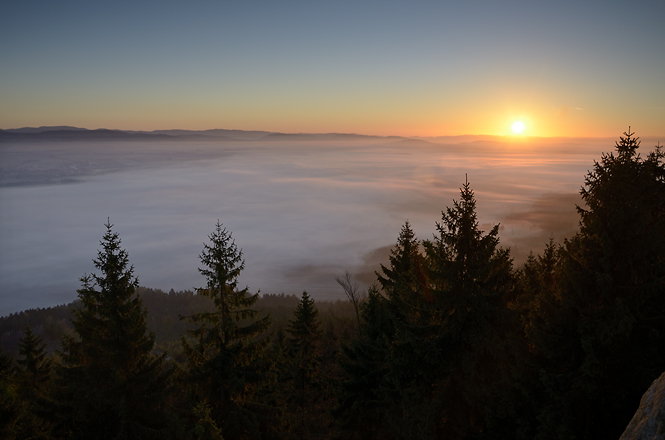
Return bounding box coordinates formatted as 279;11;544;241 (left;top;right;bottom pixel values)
1;131;663;440
0;304;77;354
0;291;332;356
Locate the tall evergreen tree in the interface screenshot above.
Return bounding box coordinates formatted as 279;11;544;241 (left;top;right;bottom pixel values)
517;239;565;359
512;240;569;440
340;185;520;439
338;222;430;439
287;292;321;385
337;286;397;440
15;327;53;439
55;221;169;439
181;221;272;440
17;327;52;396
284;291;324;440
375;221;437;438
533;131;665;439
422;179;519;439
376;221;429;306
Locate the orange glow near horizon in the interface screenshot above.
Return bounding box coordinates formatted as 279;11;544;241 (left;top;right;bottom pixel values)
3;108;662;139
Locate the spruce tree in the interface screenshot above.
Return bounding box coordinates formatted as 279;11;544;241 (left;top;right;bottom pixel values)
341;184;519;439
55;221;169;439
517;239;566;359
421;179;518;439
376;221;429;306
17;327;52;398
181;221;271;440
375;221;436;438
15;327;53;439
512;240;569;439
534;131;665;439
337;286;397;440
284;291;323;440
287;292;321;382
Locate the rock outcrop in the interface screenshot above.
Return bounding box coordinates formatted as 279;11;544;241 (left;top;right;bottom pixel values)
620;372;665;440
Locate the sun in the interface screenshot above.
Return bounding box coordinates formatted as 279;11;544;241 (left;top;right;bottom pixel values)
512;121;525;134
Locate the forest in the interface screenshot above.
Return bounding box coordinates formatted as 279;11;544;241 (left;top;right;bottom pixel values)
1;130;664;440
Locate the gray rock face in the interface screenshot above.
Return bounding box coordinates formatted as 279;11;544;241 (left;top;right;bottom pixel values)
620;372;665;440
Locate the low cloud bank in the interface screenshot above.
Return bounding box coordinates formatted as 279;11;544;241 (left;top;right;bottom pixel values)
0;136;624;315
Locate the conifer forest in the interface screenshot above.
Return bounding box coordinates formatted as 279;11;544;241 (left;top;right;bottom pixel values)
1;131;664;440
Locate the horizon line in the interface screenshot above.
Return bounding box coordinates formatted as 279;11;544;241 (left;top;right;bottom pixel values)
3;125;663;140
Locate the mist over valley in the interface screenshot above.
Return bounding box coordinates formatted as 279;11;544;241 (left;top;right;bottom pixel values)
0;128;643;316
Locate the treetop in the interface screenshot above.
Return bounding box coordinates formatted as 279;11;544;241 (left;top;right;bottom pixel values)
615;127;640;158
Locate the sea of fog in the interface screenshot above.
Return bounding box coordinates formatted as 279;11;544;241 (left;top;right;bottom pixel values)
0;135;639;316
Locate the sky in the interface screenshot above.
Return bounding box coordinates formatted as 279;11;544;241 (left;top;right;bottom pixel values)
1;0;663;137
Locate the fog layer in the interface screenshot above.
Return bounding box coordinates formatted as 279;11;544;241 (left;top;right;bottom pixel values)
0;137;618;315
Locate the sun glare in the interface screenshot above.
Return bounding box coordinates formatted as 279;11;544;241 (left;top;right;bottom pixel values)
512;121;525;134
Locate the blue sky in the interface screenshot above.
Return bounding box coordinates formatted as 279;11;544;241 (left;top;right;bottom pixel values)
1;0;663;136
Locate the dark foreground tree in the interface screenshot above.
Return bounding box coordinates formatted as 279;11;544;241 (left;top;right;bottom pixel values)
54;221;170;439
532;130;665;439
420;179;519;439
339;183;521;440
283;291;324;439
17;327;52;395
14;327;53;439
181;221;272;440
0;349;19;439
339;221;430;439
336;286;396;440
377;220;429;307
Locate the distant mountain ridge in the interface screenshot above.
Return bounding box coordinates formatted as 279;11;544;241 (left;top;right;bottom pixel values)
0;126;415;143
4;126;89;133
3;127;654;145
129;128;272;140
2;128;179;140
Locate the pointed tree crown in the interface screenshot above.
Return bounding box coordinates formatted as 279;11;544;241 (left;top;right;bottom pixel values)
56;222;168;439
65;220;154;371
18;327;51;377
377;221;422;290
18;326;52;398
287;291;321;348
90;220;139;300
199;221;244;291
432;179;500;271
615;127;640;158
